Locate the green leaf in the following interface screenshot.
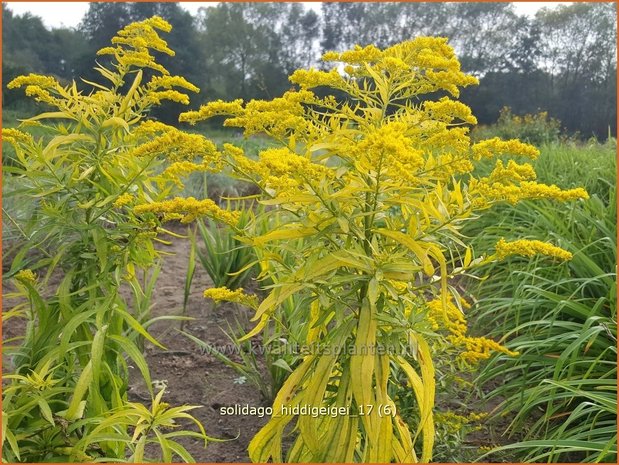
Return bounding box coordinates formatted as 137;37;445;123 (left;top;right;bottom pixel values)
271;359;293;373
37;397;55;425
115;307;166;350
109;335;154;397
65;361;92;420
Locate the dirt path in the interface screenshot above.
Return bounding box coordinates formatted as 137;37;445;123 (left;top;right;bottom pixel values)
132;225;268;462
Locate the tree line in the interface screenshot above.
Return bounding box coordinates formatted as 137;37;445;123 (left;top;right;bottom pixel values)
2;2;616;138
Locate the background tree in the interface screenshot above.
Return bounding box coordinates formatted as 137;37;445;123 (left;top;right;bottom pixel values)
535;2;617;137
3;1;616;138
2;4;86;109
198;3;273;100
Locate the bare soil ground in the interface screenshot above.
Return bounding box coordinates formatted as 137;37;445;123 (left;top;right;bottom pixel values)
130;225;269;462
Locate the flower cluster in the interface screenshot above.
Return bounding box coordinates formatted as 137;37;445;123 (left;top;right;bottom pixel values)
179;99;245;125
203;287;258;308
423;97;478;125
471;137;540;160
128;127;221;166
7;73;61;105
134;197;240;225
148;75;200;93
289;68;347;90
14;269;37;285
427;295;518;364
260;148;333;181
322;37;479;98
113;193;133;208
470;179;589;205
495;238;573;261
144;90;192;106
97;16;174;75
163;161;219;186
487;159;537;183
1;128;34;147
223;91;316;140
435;411;487;434
353;122;425;182
322;44;383;64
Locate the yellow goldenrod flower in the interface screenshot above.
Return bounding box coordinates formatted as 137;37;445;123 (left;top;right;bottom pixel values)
15;269;37;284
427;295;467;335
456;336;519;363
129;129;221;166
96;46;117;56
179;99;244;125
222;144;270;180
118;52;169;75
323;44;383;64
112;16;174;55
495;238;573;261
435;411;470;434
143;15;173;33
145;90;191;105
96;17;179;78
427;294;518;363
163;161;222;187
424;97;478;125
381;56;410;72
519;181;589;201
472;137;540;160
113;193;133;208
488;159;537;183
148;75;200;93
259;147;333;181
353;122;425;182
25;86;58;105
2;128;34;146
134;197;240;225
203;287;258;308
471;179;589;205
7;73;59;90
130;120;176;139
468;412;488;422
289;68;346;90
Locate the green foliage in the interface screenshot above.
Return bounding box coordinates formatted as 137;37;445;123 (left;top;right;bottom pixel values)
465;144;617;463
181;324;277;403
194;210;258;289
1;4;89;111
533;141;617;201
184;224;310;403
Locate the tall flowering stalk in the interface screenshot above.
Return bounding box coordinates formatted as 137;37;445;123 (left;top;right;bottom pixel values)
138;39;587;462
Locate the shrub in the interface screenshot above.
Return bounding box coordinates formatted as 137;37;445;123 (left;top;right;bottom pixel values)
473;106;563;145
1;17;211;462
132;38;589;462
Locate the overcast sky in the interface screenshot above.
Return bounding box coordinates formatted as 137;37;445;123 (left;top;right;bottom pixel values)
5;2;574;30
